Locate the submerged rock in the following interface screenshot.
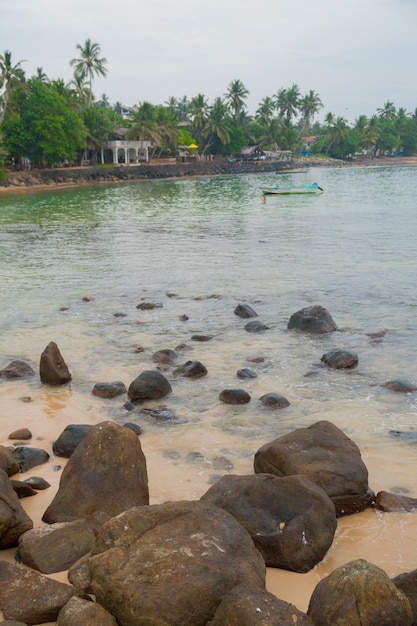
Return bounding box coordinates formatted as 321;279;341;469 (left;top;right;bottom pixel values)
128;370;172;401
288;305;337;334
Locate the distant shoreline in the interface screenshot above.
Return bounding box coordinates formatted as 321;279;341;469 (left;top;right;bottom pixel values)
1;155;416;195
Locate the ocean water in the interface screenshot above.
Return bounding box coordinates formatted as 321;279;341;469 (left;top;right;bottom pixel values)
1;164;417;612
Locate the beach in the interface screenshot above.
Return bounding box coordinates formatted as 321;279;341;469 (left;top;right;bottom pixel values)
1;162;417;623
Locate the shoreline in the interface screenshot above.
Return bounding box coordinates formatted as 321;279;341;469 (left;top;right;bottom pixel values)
1;155;416;195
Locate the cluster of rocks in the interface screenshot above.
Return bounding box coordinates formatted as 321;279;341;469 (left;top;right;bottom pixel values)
1;304;417;624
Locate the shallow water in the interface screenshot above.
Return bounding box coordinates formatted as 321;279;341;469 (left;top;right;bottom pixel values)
1;165;417;617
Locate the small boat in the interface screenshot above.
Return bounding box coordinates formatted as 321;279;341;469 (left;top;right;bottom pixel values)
260;182;323;195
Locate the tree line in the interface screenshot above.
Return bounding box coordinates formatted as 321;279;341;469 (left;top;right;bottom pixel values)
1;41;416;169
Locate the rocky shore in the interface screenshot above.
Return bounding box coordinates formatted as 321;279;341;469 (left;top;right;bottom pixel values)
0;155;356;192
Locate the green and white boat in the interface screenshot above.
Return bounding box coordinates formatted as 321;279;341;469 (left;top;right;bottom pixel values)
260;182;323;195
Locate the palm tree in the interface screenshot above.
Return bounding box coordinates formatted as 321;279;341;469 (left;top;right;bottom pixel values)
204;97;231;152
377;100;396;121
70;39;107;107
255;97;275;126
299;90;323;134
224;79;249;122
325;116;349;156
126;101;160;144
189;94;209;140
0;50;26;124
275;84;301;122
35;67;48;82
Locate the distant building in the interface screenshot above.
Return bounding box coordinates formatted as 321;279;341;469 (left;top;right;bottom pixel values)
104;128;152;164
300;136;318;154
240;145;265;160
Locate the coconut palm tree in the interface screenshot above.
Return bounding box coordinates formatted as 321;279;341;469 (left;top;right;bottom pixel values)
255;97;275;126
299;90;323;134
224;79;249;123
70;39;107;107
275;84;301;122
325;116;349;156
189;93;209;140
377;100;396;121
0;50;26;124
204;97;231;152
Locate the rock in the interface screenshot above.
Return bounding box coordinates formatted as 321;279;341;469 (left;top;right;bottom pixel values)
374;490;417;512
127;369;172;401
245;320;270;332
39;341;72;385
0;446;20;477
234;304;258;319
307;559;413;625
122;422;143;436
0;561;74;624
219;389;251;404
57;596;118;626
10;480;38;498
173;360;208;378
43;421;149;533
92;381;127;398
10;446;50;473
0;359;35;379
321;348;359;369
392;569;417;624
152;349;178;365
22;476;50;490
8;428;32;441
85;500;266;626
259;392;290;408
191;334;214;341
389;429;417;442
136;301;162;310
201;473;336;572
207;583;313;625
237;368;257;379
288;305;337;334
19;519;96;574
140;406;186;425
53;424;93;458
0;469;33;548
254;420;374;517
382;379;417;393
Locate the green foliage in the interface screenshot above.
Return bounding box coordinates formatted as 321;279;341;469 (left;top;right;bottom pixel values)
2;78;87;166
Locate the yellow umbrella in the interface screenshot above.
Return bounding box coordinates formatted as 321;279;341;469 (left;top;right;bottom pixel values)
188;143;198;149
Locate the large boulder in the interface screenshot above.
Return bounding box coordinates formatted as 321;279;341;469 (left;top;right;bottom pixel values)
57;596;118;626
0;446;20;476
39;341;72;385
127;369;172;401
207;583;313;625
254;420;374;517
42;421;149;533
85;500;266;626
307;559;413;625
0;560;74;624
392;569;417;624
18;519;96;574
52;424;93;458
287;305;337;334
0;469;33;548
201;473;337;572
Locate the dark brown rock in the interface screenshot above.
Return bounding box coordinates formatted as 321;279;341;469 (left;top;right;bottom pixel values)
39;341;72;385
307;559;413;625
374;490;417;512
57;596;118;626
254;420;374;517
22;476;50;490
191;334;214;341
234;303;258;318
127;369;172;401
42;421;149;533
207;583;313;625
86;500;266;626
0;446;20;477
152;349;178;365
288;305;337;334
321;348;359;369
92;381;126;398
201;473;336;572
382;379;417;393
8;428;32;441
259;392;290;408
219;389;251;404
0;469;33;548
392;569;417;624
53;424;93;458
173;360;208;378
10;480;37;498
237;368;257;379
0;359;35;379
0;561;74;624
136;301;162;310
19;519;96;574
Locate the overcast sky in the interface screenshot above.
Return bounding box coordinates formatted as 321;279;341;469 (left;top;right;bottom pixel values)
1;0;416;123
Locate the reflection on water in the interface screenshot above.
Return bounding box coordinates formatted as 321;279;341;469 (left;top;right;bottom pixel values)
1;165;417;613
